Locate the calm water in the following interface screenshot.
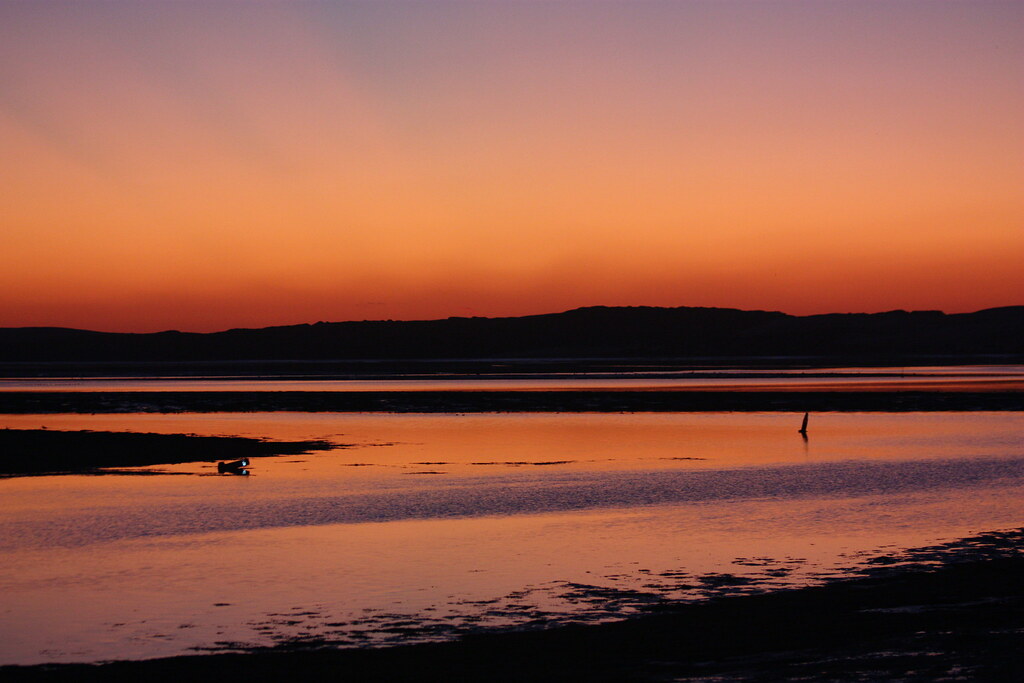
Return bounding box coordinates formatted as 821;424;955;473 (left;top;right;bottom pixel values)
2;364;1023;392
1;411;1023;665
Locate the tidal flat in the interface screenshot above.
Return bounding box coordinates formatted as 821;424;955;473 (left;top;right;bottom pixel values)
0;429;338;476
0;408;1022;680
1;367;1022;679
3;364;1023;413
6;529;1023;681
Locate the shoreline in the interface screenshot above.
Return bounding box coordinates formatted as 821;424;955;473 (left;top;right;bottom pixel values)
3;391;1021;678
1;389;1022;413
0;429;338;476
5;528;1023;681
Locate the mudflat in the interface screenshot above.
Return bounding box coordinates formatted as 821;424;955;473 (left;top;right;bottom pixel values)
4;529;1022;682
0;429;338;476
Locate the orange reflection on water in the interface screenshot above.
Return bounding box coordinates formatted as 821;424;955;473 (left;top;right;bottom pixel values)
1;411;1024;664
1;412;1021;483
3;367;1023;393
3;484;1024;665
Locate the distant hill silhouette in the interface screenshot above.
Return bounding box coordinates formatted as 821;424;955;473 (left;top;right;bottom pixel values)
1;306;1021;362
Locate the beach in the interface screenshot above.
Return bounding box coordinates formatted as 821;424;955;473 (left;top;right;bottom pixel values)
0;388;1021;678
5;529;1023;681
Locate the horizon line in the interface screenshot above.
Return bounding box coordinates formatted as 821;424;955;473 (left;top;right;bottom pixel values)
5;303;1022;336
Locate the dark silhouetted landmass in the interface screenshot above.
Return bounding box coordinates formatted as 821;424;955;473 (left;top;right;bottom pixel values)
1;305;1021;362
0;429;337;476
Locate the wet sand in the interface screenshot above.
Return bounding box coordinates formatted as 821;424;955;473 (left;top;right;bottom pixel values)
1;388;1022;413
4;528;1022;681
0;429;338;476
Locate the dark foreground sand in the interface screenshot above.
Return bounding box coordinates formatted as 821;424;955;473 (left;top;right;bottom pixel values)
4;529;1023;682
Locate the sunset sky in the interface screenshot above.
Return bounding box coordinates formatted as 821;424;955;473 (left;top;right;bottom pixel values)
2;1;1021;332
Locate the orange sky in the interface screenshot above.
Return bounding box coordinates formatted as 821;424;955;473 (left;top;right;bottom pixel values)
2;1;1022;332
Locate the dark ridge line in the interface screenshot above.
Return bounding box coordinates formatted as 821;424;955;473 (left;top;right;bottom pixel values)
2;304;1021;361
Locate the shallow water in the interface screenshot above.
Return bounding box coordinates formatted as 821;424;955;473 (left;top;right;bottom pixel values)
2;364;1023;392
1;412;1022;664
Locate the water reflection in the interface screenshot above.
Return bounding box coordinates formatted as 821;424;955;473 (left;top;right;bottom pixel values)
0;411;1022;665
2;364;1022;392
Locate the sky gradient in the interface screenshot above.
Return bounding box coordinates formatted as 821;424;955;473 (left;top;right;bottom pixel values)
2;1;1022;332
